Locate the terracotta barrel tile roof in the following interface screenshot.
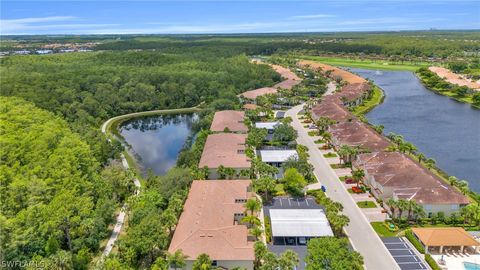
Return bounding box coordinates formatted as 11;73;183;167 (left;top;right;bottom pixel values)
210;110;248;132
412;227;480;247
238;87;278;100
329;120;391;152
336;83;371;102
298;60;366;84
354;152;469;205
199;133;251;169
168;180;255;260
311;97;354;122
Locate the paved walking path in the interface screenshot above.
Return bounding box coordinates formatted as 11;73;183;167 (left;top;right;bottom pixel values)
101;113;142;258
286;104;399;270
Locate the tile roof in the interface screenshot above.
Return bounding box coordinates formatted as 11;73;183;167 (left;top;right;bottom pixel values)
239;87;278;100
412;227;480;247
311;96;354;122
336;83;371;102
199;133;251;169
329;120;391;152
210;110;248;133
168;180;255;261
354;152;469;205
298;60;366;84
242;103;260;110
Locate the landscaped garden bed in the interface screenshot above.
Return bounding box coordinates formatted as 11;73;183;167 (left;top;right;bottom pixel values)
371;221;400;237
357;201;376;208
330;163;349;169
323;152;337;158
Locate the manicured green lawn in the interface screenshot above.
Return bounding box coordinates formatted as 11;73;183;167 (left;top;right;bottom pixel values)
301;55;429;71
323;152;337;158
352;86;384;116
371;222;399;237
307;131;318;136
330;163;347;169
357;201;377;208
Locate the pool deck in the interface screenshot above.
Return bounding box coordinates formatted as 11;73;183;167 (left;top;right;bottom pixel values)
432;253;480;269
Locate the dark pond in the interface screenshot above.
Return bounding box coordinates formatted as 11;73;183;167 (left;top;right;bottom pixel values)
348;68;480;192
119;114;197;175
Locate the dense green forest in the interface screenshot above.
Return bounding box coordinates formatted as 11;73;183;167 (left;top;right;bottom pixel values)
4;31;480;59
0;97;135;268
0;48;280;268
0;51;280;165
91;31;480;59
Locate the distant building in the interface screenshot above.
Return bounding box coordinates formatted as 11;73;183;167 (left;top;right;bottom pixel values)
168;180;255;270
14;50;30;55
353;152;469;216
199;133;251;179
35;50;53;54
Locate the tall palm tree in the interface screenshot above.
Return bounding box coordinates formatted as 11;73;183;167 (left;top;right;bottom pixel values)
322;132;332;148
352;169;365;188
337;145;352;164
386;199;398;219
417;152;426;163
406;200;417;221
448;176;459;186
466;203;480;226
413;204;426;223
241;215;261;228
425;158;436;170
249;226;263;241
397;199;409;219
460;206;470;226
245;198;261;216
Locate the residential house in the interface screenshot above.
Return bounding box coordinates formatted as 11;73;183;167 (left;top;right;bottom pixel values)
168;180;255;270
199;133;251;179
353;152;470;216
328;120;391;152
210;110;248;133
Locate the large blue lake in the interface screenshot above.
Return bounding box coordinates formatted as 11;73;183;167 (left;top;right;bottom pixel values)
120;114;196;175
349;68;480;192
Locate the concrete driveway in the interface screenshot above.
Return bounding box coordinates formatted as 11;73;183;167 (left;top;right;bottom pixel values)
287;104;399;270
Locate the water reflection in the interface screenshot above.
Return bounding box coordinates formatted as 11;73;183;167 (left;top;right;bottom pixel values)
347;68;480;192
120;114;197;175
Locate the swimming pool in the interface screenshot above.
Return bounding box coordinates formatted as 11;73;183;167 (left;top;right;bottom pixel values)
465;262;480;270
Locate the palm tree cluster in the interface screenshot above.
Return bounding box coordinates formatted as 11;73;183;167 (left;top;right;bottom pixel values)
254;241;299;270
337;144;362;165
310;190;349;236
242;198;264;241
448;176;471;195
386;199;425;222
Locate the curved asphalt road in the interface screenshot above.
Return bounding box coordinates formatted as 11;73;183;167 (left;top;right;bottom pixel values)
286;104;399;270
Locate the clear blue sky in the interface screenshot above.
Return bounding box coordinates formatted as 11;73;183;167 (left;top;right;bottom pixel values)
1;1;479;35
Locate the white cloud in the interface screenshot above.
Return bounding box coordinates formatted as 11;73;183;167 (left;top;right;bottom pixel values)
289;14;335;20
1;16;76;34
